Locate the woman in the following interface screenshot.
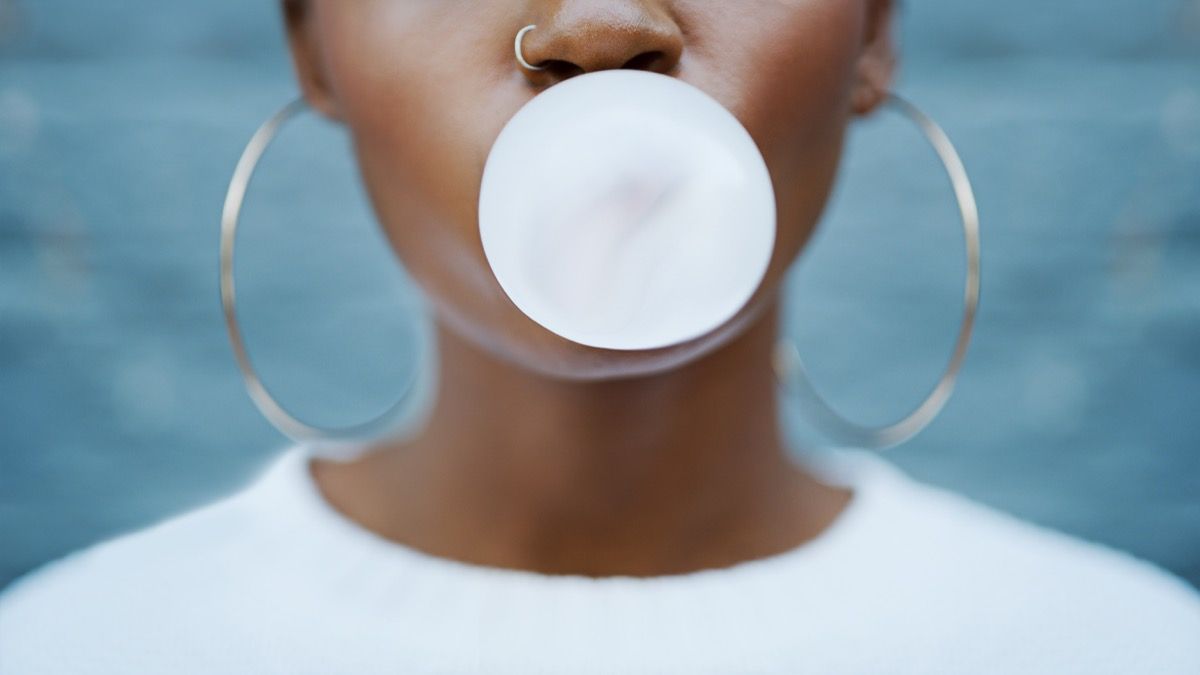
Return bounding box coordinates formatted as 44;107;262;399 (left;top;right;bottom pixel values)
1;1;1197;672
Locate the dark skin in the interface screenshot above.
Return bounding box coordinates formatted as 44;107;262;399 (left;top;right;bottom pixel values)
282;0;897;577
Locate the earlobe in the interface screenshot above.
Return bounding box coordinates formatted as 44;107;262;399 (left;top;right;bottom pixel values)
281;0;342;121
850;53;895;116
850;0;898;117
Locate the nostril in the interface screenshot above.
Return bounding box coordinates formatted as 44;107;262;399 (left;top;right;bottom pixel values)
542;60;586;80
622;51;665;72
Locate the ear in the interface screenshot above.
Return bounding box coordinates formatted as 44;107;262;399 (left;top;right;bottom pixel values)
850;0;898;116
281;0;342;120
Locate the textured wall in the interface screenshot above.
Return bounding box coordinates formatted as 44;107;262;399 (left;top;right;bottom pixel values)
2;1;1198;590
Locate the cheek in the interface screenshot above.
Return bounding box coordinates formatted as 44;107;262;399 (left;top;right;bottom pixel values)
680;0;865;273
315;3;523;321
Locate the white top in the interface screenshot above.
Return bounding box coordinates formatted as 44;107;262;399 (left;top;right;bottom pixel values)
2;445;1198;674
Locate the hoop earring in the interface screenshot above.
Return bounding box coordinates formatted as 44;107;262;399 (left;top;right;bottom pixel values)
773;94;981;450
220;99;431;453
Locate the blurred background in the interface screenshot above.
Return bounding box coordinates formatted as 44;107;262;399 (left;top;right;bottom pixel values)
1;1;1198;591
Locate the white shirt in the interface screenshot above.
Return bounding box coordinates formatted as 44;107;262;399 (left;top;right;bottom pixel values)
1;445;1198;674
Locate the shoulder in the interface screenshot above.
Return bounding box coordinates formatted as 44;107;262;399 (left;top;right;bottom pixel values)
839;450;1200;671
0;461;283;673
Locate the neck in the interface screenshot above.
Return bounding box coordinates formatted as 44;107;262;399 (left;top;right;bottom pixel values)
311;300;850;576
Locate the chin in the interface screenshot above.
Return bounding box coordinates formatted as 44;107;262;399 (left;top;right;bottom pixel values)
443;288;777;383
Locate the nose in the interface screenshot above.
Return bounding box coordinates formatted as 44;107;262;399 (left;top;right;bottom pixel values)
518;0;684;85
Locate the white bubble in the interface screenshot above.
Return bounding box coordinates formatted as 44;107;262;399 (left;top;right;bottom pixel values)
479;70;776;351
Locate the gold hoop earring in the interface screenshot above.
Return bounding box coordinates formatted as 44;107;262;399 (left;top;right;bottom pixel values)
220;99;429;451
773;94;981;450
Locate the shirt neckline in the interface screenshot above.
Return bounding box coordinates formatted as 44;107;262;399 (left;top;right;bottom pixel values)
250;443;905;593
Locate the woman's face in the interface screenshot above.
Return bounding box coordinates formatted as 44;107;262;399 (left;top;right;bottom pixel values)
283;0;895;380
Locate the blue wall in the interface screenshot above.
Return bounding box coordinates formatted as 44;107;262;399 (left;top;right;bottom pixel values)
2;1;1198;589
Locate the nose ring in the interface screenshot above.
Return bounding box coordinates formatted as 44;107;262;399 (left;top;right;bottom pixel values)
515;25;546;72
